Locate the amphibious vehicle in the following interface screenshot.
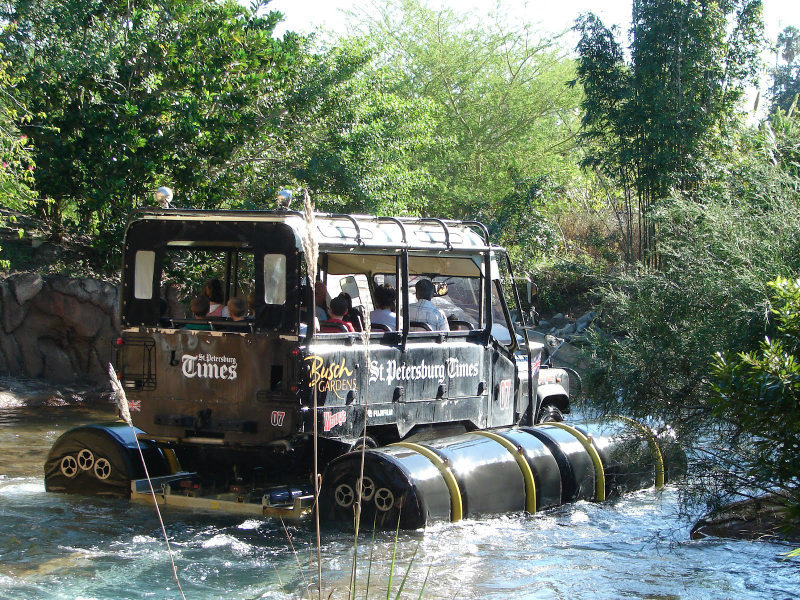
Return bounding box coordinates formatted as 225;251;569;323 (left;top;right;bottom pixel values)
45;208;576;519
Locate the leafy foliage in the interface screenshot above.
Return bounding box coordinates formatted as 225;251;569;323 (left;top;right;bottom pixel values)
710;277;800;520
584;109;800;520
349;0;583;239
0;26;36;269
236;39;441;216
574;1;765;263
770;26;800;114
1;0;301;264
0;32;34;210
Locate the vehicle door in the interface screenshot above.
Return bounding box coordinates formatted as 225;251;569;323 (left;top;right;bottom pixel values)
486;252;518;428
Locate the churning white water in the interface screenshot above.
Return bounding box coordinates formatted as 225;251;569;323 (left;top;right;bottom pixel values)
0;384;797;599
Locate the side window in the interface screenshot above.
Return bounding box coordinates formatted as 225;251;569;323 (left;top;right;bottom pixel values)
264;254;286;305
491;280;514;346
490;252;519;348
134;251;155;299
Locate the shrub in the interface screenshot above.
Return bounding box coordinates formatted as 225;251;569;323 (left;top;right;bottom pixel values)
583;114;800;521
710;277;800;521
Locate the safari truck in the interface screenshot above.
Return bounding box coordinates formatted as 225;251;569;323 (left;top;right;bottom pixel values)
44;208;572;516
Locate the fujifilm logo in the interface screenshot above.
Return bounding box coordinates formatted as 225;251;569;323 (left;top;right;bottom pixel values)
367;408;394;418
182;354;238;381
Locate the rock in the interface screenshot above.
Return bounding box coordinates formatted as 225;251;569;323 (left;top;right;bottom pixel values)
549;313;571;329
575;311;596;334
0;281;28;333
8;273;43;305
33;291;104;338
48;276;90;303
87;347;112;384
31;242;62;263
691;494;800;542
0;273;122;383
553;323;576;337
0;330;21;374
17;333;44;378
39;338;78;383
80;278;102;298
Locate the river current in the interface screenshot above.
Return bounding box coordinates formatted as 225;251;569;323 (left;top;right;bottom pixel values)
0;383;797;599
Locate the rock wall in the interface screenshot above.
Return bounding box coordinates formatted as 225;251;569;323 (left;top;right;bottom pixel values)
0;273;119;385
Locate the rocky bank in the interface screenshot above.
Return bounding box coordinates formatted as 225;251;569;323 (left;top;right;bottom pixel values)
0;273;119;385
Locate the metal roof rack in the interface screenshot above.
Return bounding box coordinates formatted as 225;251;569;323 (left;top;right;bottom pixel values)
462;221;490;247
373;216;408;244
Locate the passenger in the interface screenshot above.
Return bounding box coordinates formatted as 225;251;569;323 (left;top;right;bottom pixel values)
184;297;211;330
370;284;397;330
299;289;320;334
341;292;363;332
409;279;450;331
203;278;229;317
314;281;329;322
246;291;257;318
227;297;247;322
322;294;355;332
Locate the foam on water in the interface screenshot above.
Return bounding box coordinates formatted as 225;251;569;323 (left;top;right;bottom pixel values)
0;394;797;599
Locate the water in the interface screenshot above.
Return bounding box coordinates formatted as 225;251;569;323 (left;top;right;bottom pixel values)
0;383;798;600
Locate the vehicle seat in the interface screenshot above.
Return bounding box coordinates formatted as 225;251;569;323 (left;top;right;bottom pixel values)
320;321;351;333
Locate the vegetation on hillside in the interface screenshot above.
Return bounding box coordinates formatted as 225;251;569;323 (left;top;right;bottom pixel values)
1;0;800;529
711;277;800;521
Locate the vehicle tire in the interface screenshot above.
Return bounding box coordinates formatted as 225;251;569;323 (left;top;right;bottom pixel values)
44;424;171;497
537;405;564;423
45;426;139;497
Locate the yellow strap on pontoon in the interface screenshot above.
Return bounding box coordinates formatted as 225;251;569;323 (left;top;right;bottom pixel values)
163;448;181;474
392;441;463;522
470;431;537;514
548;422;606;502
615;415;665;488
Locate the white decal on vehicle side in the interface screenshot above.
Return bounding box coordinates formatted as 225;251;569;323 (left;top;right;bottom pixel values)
182;354;238;380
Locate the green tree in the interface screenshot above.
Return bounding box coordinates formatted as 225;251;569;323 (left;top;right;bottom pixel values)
584;108;800;519
575;1;764;263
709;277;800;522
234;39;442;216
348;0;584;231
0;27;36;268
770;25;800;114
1;0;300;264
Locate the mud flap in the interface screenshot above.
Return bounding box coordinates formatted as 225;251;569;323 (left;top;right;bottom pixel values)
44;422;172;497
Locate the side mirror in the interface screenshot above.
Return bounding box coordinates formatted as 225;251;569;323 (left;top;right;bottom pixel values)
527;281;539;307
515;277;539;327
340;276;360;301
515;278;538;310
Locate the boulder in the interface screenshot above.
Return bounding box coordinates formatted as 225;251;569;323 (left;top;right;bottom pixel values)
88;346;112;384
691;494;800;542
553;322;576;337
0;281;28;333
8;273;43;305
0;330;22;375
39;338;79;383
549;313;571;329
33;291;104;338
47;276;90;303
0;273;123;383
575;311;596;334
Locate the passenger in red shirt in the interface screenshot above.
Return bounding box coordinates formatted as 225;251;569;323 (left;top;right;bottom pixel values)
322;294;355;333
